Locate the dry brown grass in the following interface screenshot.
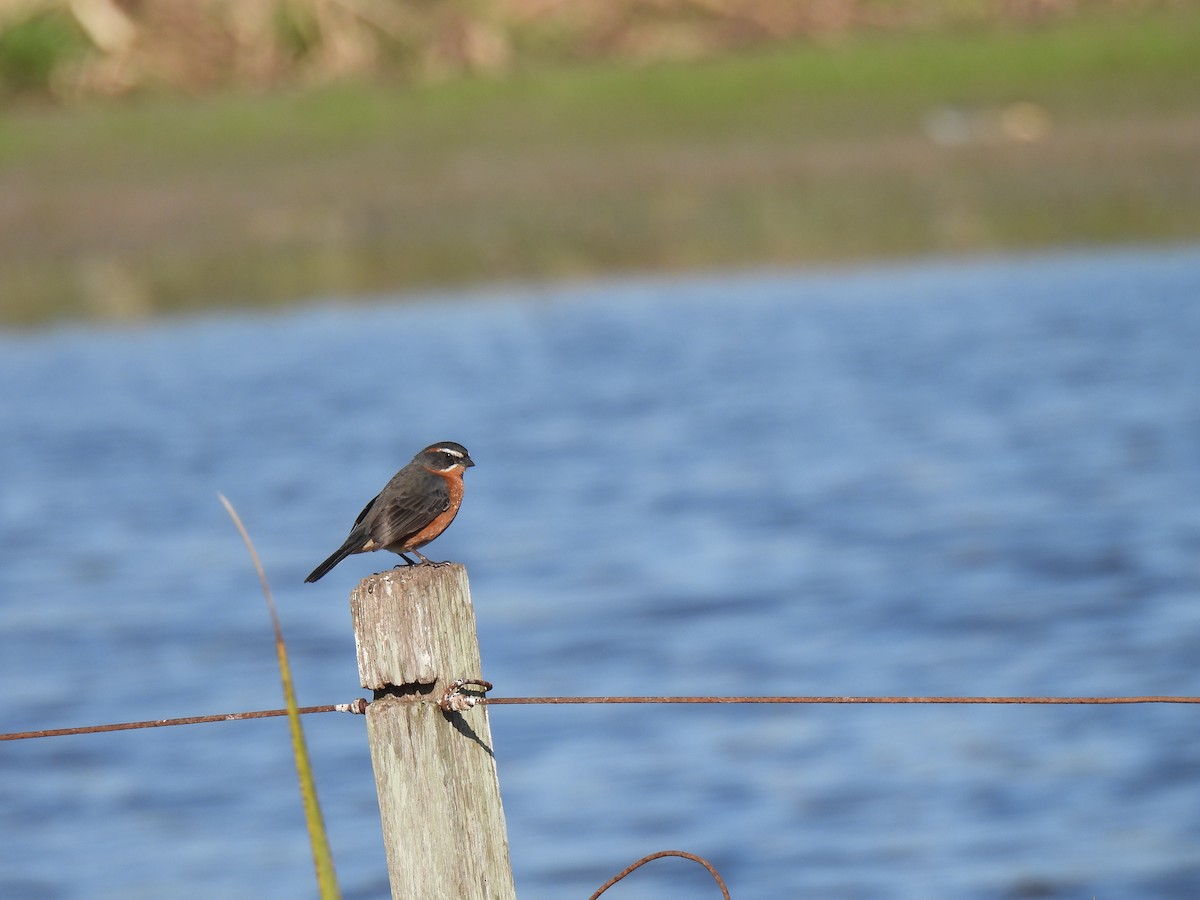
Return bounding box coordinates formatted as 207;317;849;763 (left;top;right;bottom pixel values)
0;0;1183;98
0;3;1196;325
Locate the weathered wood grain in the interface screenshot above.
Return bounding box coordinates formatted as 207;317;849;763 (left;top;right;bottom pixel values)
350;564;515;900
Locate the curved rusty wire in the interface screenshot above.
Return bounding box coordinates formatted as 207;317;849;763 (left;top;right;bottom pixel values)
590;849;730;899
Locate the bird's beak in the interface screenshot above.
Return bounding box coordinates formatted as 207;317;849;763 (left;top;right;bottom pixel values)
464;457;476;468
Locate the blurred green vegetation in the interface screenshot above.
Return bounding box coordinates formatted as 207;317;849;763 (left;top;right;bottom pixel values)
4;0;1174;101
1;4;1198;325
0;10;87;95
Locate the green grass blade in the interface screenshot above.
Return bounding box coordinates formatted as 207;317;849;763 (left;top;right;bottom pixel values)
219;494;341;900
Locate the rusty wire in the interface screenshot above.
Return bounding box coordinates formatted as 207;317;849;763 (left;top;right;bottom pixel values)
589;849;730;899
2;694;1197;742
438;678;495;712
0;700;368;742
484;695;1200;705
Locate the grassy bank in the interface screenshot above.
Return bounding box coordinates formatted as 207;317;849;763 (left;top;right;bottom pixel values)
2;7;1199;326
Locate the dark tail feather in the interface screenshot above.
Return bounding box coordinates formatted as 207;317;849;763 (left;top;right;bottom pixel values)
304;539;359;583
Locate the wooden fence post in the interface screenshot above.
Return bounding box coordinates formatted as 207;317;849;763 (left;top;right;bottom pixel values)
350;564;516;900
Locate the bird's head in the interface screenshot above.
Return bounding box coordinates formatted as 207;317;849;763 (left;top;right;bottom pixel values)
418;441;475;472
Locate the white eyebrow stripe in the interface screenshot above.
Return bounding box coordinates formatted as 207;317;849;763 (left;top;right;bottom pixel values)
438;447;465;458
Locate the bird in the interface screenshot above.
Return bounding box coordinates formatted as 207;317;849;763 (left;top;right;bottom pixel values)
304;441;475;583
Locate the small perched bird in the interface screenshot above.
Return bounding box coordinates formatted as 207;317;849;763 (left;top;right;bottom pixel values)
304;441;475;583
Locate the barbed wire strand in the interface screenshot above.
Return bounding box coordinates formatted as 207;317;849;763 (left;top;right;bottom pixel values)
590;850;730;900
2;695;1196;743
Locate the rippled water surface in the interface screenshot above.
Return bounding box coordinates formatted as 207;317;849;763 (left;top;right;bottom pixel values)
2;246;1200;899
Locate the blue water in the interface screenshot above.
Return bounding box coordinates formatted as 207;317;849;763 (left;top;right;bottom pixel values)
2;246;1199;899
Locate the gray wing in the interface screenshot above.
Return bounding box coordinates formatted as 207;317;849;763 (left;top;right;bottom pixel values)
362;467;450;548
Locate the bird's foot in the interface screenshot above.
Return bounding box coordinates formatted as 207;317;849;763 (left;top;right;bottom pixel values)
413;552;451;567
